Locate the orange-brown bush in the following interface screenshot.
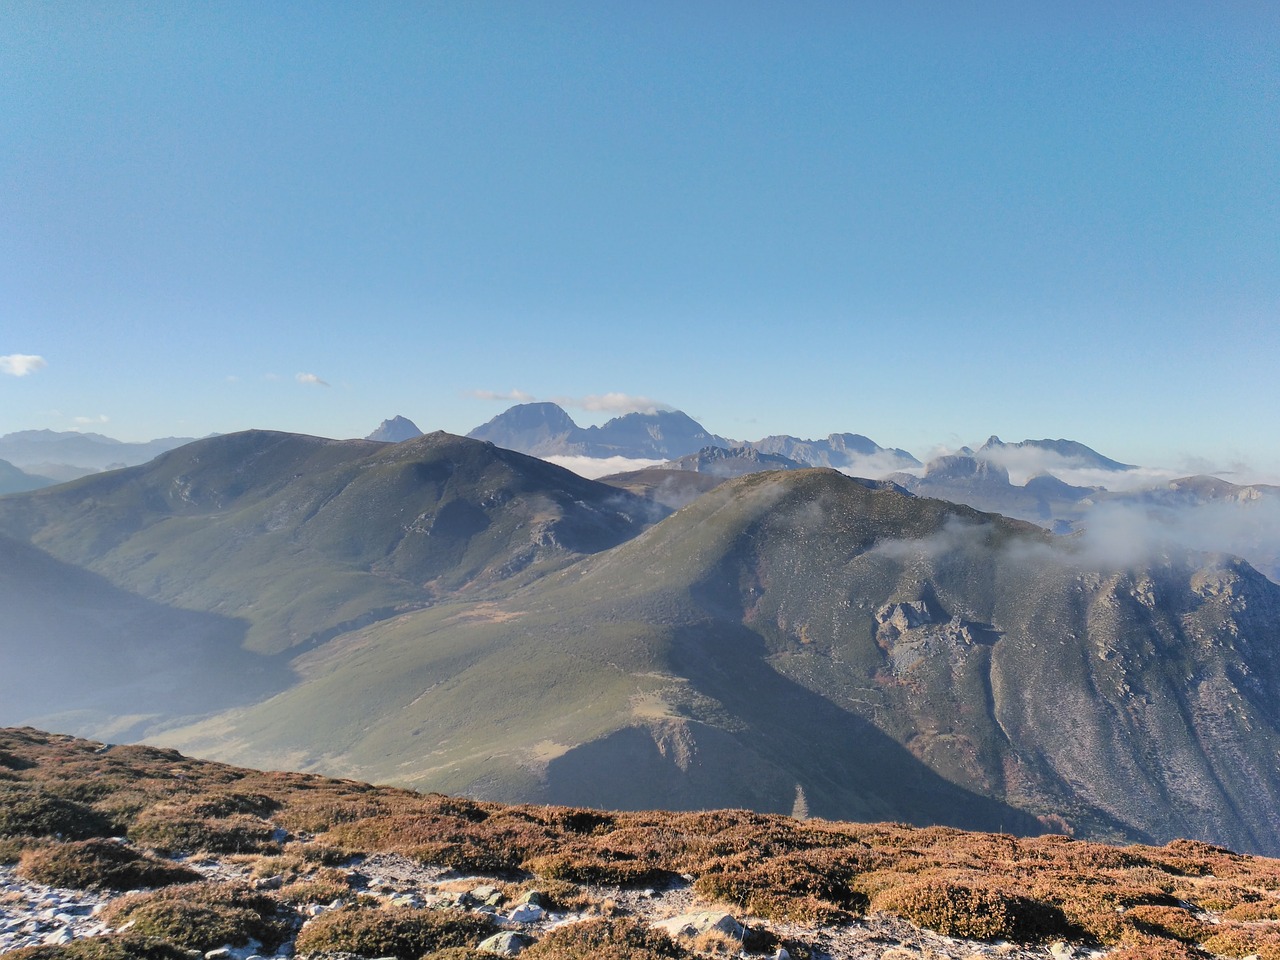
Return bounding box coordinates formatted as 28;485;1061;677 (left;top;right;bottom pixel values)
1121;905;1215;945
525;852;677;888
0;783;115;841
99;882;286;952
294;905;494;958
872;875;1076;942
17;839;200;891
521;917;690;960
1;935;198;959
1200;925;1280;960
129;808;280;855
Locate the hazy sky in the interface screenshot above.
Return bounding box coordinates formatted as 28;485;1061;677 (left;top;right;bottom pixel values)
3;2;1277;475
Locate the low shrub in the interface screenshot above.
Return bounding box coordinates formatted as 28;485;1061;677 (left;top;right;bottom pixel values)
129;809;279;855
872;876;1075;942
17;839;200;891
100;882;286;952
278;876;352;905
294;905;493;958
1;934;197;959
407;839;517;874
521;917;690;960
1201;926;1280;960
1122;905;1214;944
0;783;115;840
1106;936;1211;960
694;845;871;923
524;853;676;888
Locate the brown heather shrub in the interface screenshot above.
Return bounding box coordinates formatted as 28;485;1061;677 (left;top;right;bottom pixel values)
1121;905;1215;944
521;917;690;960
1223;899;1280;921
693;846;871;923
129;808;280;855
421;949;488;960
1201;925;1280;960
278;876;352;906
294;905;494;958
0;836;38;863
1;934;198;959
407;839;518;874
1175;877;1268;911
0;783;115;840
507;878;601;914
100;881;286;952
18;839;201;891
525;852;677;888
287;840;350;865
1106;935;1211;960
872;875;1075;942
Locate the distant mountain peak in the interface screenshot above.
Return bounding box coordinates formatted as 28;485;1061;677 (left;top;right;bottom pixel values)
366;416;423;443
467;403;734;460
976;436;1135;472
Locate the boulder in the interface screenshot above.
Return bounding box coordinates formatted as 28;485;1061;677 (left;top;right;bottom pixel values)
651;911;744;940
478;931;530;956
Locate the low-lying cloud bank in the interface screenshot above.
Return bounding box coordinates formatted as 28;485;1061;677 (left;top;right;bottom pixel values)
544;455;667;480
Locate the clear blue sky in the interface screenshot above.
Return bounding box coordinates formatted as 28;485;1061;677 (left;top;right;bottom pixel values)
2;2;1277;473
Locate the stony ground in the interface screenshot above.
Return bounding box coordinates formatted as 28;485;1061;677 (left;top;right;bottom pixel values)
1;848;1105;960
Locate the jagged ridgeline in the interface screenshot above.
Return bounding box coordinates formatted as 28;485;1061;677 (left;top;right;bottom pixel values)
2;433;1279;855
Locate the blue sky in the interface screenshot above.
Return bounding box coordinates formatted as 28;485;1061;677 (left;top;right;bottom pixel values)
2;2;1277;474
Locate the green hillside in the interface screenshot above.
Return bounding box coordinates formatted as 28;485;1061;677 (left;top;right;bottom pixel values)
162;469;1280;855
0;430;660;656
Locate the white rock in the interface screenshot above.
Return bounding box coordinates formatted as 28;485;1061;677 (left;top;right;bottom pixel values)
651;912;745;940
506;903;544;923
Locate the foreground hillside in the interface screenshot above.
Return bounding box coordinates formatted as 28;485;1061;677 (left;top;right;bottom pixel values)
3;728;1280;960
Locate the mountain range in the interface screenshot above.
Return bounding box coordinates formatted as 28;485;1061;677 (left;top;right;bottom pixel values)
3;425;1280;855
0;429;198;484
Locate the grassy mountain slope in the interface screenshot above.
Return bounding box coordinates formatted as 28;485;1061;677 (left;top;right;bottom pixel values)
165;469;1280;854
0;534;290;740
0;430;660;656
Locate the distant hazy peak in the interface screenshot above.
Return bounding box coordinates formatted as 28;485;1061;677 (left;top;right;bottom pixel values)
978;436;1135;471
366;416;424;442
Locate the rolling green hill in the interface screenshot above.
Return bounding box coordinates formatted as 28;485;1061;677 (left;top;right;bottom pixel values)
0;430;661;656
160;469;1280;855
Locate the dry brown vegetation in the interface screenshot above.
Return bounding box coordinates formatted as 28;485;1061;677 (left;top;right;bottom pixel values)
3;727;1280;959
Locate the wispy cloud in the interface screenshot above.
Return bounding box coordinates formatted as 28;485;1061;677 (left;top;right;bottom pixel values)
73;414;109;426
471;388;536;403
470;389;674;417
552;393;674;416
296;372;330;387
0;354;47;377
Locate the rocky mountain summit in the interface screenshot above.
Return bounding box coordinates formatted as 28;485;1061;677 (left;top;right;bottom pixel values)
366;416;424;443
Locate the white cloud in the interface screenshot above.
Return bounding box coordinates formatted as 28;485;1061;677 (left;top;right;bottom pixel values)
835;451;926;480
543;455;667;479
0;354;47;376
553;393;674;416
296;372;330;387
469;389;675;417
73;414;109;426
471;388;536;403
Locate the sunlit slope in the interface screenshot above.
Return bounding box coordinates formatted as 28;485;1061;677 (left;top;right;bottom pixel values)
0;430;659;655
168;469;1280;854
